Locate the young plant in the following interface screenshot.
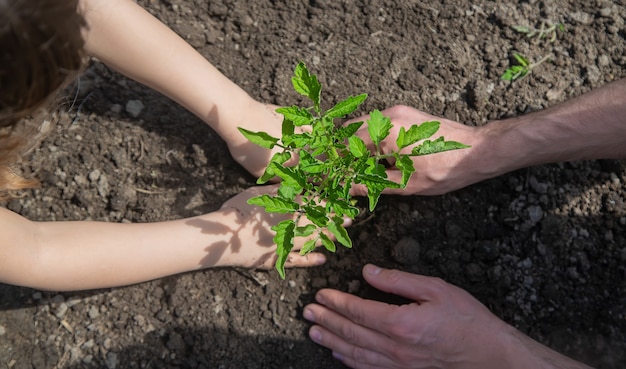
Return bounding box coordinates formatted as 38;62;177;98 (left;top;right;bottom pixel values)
239;62;469;278
501;53;552;81
511;21;565;43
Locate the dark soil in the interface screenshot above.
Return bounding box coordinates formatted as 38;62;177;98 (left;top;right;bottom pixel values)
1;1;626;368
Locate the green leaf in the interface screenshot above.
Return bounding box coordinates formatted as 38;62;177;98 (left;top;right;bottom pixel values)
365;157;387;178
513;53;529;66
511;25;531;33
303;205;329;227
356;173;402;189
337;121;364;139
276;106;314;126
330;200;359;219
355;173;402;211
327;217;352;248
501;66;528;81
366;185;384;212
367;110;392;146
394;154;415;187
270;163;305;188
272;220;296;279
282;117;295;137
396;121;440;149
292;62;322;109
319;232;336;252
348;135;368;157
299;238;317;255
283;132;312;148
325;94;368;119
411;137;470;156
237;128;279;149
277;183;300;201
295;224;317;237
257;152;291;184
247;194;300;213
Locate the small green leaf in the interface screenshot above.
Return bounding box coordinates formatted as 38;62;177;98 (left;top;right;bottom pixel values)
247;194;300;213
276;106;314;126
366;185;384;212
272;220;296;279
511;25;531;33
237;128;279;149
319;232;336;252
396;121;440;149
326;94;368;119
282;117;295;137
270;163;305;188
295;224;317;237
292;62;322;109
394;154;415;187
365;157;387;178
283;132;312;148
327;217;352;248
303;205;329;227
513;53;529;66
330;200;359;218
257;152;291;184
367;110;392;146
277;183;300;201
411;137;470;156
299;238;317;255
337;121;364;139
348;135;368;157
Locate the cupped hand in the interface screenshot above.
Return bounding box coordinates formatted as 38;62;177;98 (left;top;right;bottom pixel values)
212;184;348;269
348;105;487;196
303;265;514;369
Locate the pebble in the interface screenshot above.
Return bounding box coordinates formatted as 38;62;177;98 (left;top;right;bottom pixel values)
528;205;543;224
105;352;118;369
0;324;5;336
391;237;421;265
55;303;69;319
125;100;145;118
88;306;100;319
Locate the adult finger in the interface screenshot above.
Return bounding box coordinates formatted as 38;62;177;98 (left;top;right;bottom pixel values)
362;264;445;303
304;304;398;368
313;287;413;337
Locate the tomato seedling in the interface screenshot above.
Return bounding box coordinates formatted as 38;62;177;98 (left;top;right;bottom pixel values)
239;62;469;278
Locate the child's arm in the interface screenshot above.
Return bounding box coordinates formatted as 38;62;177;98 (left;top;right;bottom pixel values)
0;187;325;291
78;0;282;177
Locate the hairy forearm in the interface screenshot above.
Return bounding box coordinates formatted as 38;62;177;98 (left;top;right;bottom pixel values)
78;0;257;143
481;78;626;177
502;326;594;369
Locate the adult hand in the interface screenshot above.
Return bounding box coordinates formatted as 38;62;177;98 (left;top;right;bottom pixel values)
303;265;512;368
212;185;349;269
348;105;490;196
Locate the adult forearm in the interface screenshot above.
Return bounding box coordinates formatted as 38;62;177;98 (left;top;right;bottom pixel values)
482;78;626;177
79;0;255;143
502;326;594;369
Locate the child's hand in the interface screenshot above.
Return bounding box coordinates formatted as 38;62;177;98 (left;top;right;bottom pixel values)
227;103;308;179
205;184;330;269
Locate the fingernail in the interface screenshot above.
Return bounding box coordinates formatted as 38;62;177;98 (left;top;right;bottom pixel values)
315;293;326;305
309;327;322;343
332;351;344;361
303;307;315;322
364;264;382;275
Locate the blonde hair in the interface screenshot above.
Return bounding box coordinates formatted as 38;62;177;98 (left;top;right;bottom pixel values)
0;0;86;200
